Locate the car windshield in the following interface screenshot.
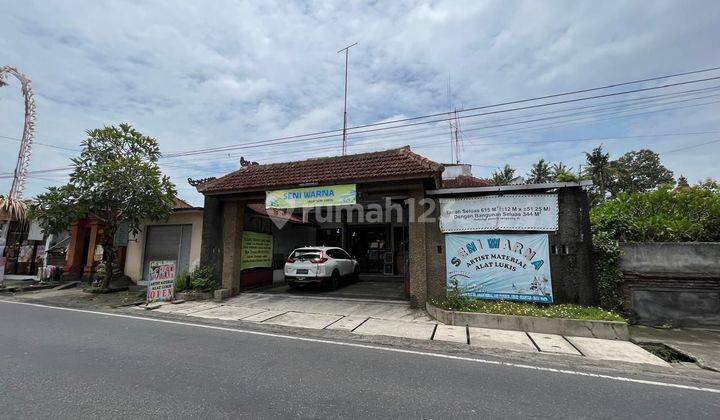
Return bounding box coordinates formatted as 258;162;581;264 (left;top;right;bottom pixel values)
291;249;321;261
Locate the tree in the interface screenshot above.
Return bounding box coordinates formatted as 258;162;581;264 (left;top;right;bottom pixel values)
527;159;552;183
676;175;690;189
695;177;719;192
31;124;176;288
551;162;579;182
610;149;674;197
491;164;516;185
583;145;613;203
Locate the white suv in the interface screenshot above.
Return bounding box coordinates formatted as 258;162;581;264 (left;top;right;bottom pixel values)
284;246;360;290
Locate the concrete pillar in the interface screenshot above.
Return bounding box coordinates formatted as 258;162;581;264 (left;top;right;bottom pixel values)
222;201;244;294
407;187;428;307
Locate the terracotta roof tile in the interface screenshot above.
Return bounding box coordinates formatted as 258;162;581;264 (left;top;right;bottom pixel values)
172;197;193;209
200;146;442;194
442;175;492;188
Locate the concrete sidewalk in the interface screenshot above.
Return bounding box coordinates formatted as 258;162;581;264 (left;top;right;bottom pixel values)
142;295;668;367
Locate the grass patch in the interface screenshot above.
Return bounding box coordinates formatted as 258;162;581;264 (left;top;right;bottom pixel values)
430;297;626;322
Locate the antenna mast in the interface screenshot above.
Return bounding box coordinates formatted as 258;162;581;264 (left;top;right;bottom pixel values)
338;42;357;155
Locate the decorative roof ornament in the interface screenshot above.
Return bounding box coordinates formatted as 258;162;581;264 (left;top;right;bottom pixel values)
188;177;216;187
0;66;36;222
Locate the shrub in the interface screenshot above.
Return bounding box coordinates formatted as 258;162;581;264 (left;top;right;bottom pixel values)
591;186;720;310
174;272;189;292
187;266;219;292
430;297;625;322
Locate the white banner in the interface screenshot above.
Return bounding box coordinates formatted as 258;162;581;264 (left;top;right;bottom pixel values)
439;194;558;233
446;233;553;303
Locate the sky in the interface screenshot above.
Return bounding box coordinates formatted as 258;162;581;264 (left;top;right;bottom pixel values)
1;0;719;206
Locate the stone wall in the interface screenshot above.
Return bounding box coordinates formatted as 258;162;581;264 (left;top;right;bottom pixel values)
620;242;720;327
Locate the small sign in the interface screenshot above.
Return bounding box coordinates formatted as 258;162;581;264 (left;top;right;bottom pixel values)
114;222;129;247
266;184;356;209
240;231;273;270
445;233;553;303
439;194;559;233
147;260;176;302
28;221;44;241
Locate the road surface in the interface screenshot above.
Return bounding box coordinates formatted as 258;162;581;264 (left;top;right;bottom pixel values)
0;301;718;419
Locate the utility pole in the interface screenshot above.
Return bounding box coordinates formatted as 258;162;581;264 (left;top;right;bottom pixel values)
338;42;357;155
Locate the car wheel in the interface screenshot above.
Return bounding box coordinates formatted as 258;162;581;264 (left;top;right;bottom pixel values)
329;270;340;290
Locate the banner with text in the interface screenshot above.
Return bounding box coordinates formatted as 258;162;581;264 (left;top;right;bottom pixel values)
445;233;553;303
439;194;558;232
241;231;273;270
266;184;356;209
147;260;176;303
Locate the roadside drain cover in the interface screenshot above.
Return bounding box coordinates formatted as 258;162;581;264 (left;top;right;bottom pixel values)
638;343;696;364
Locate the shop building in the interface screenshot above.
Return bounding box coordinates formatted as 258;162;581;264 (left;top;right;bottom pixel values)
63;198;202;283
195;147;596;307
196;147;441;305
123;201;203;284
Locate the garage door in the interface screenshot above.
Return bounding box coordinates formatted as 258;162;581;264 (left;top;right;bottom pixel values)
141;225;192;284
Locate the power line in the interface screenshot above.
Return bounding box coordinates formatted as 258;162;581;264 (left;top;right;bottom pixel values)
663;138;720;153
5;67;720;178
161;68;720;158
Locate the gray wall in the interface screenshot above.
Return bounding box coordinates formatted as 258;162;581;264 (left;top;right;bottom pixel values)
620;242;720;327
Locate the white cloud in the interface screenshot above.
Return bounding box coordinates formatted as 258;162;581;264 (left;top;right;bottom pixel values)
1;0;719;205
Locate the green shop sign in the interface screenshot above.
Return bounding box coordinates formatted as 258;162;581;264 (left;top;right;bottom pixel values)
241;231;273;270
265;184;357;209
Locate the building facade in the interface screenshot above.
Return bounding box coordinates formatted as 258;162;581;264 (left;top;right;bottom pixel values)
195;147;596;307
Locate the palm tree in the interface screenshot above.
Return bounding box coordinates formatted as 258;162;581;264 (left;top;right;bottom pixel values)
583;145;612;203
491;164;516;185
527;159;552;183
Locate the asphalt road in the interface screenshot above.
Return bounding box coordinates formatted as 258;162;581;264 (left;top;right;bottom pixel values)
0;301;718;419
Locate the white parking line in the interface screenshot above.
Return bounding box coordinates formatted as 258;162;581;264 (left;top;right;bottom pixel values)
1;299;718;394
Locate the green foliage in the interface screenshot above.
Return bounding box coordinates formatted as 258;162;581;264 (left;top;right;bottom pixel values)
440;274;624;321
583;145;612;204
490;164;516;185
609;149;674;197
526;159;552;184
174;272;190;293
551;162;579;182
187;266;218;292
30;123;177;288
430;297;625;322
591;187;720;242
591;186;720;310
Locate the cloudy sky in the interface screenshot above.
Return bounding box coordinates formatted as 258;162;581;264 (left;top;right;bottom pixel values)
2;0;719;205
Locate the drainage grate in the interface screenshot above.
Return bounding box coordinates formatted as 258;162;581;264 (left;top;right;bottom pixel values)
638;343;696;364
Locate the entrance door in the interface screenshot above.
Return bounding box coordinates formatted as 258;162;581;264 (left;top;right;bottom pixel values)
316;228;343;248
141;225;192;284
349;225;388;274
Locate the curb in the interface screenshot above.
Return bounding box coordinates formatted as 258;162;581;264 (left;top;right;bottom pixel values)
426;303;629;340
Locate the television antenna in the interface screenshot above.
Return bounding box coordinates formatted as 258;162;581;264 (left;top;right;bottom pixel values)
338;42;357;155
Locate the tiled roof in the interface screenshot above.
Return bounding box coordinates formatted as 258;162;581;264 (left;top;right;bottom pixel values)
199;146;442;194
172;197;193;209
442;175;492;188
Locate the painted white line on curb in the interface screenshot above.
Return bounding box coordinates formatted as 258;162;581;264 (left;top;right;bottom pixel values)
2;299;719;395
